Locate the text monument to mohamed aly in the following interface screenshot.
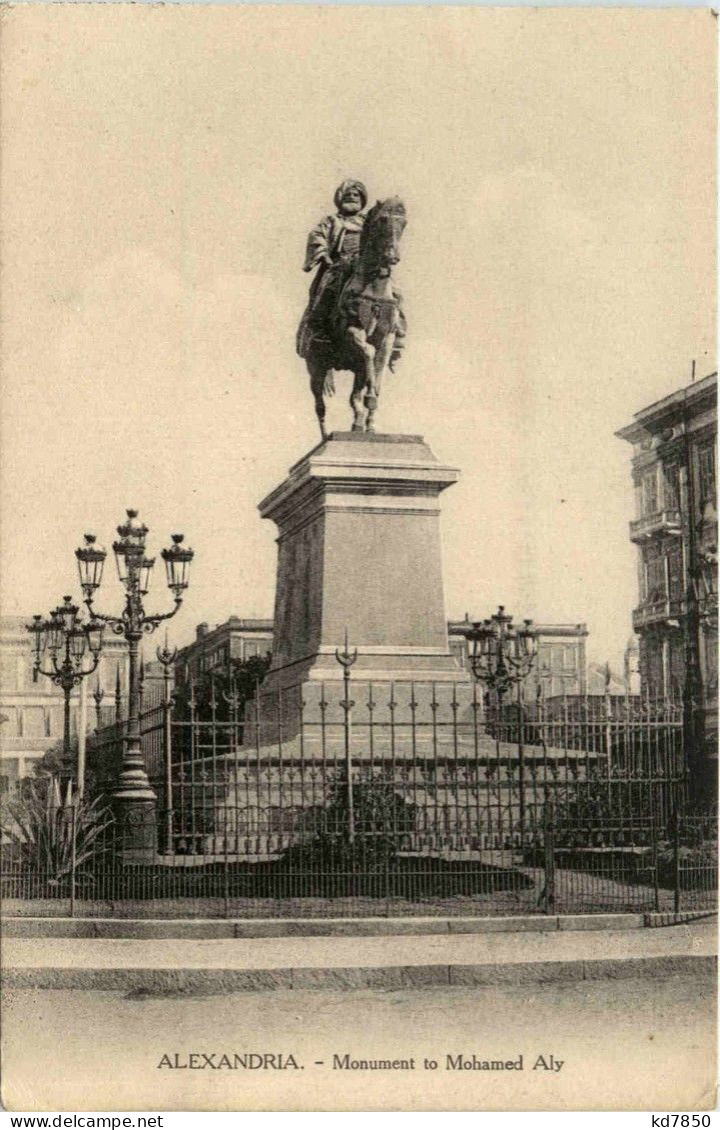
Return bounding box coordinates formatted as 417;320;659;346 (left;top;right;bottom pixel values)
250;180;470;753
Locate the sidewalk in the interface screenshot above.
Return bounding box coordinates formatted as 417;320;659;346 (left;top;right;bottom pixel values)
2;917;716;992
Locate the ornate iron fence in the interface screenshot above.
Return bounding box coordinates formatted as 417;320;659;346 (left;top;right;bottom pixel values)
2;675;715;919
1;801;715;920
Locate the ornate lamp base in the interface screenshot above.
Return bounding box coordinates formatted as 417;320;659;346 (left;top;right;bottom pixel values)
113;778;158;863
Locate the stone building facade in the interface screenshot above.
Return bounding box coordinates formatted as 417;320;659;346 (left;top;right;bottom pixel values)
617;370;717;786
175;615;589;698
174;617;274;686
0;615;129;796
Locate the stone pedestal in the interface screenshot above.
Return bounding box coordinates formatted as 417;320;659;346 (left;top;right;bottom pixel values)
261;432;465;685
243;432;470;751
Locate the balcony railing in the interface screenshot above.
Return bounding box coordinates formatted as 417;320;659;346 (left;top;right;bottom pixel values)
630;508;682;543
632;597;685;630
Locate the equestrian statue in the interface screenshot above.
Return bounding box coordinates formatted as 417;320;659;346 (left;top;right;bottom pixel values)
297;179;407;438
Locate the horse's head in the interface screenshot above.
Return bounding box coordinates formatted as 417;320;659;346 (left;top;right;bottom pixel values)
360;197;407;279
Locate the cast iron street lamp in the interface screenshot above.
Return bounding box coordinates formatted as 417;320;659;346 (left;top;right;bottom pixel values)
466;606;537;840
75;509;193;855
27;596;105;783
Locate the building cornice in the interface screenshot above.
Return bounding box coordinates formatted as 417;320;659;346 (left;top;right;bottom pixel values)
616;373;717;445
448;621;588;639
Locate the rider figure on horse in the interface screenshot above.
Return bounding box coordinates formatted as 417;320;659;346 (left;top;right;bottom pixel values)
296;179;368;359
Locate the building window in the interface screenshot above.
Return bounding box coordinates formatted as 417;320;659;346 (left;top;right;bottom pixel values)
667;546;683;601
697;442;716;503
669;638;685;700
646;642;664;699
0;658;17;692
641;468;658;516
664;464;680;510
24;707;45;738
643;546;666;602
562;645;577;669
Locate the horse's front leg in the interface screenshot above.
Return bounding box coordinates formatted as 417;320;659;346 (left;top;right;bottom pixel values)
365;331;396;432
347;326;375;431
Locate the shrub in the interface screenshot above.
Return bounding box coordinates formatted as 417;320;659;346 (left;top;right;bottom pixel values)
546;765;677;848
0;777;113;883
174;654;272;721
281;773;417;877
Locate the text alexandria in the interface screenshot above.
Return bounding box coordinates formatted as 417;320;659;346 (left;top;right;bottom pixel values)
157;1053;300;1070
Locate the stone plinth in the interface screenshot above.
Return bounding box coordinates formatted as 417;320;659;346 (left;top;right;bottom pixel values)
259;432;467;695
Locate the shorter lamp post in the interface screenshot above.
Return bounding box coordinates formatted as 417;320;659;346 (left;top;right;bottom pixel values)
27;596;105;793
75;510;193;858
466;606;537;841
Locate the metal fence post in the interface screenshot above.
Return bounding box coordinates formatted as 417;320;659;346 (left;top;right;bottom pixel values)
223;807;230;920
189;681;197;852
518;686;526;845
336;632;358;846
164;680;173;856
542;798;555;913
155;641;177;857
650;817;660;913
384;848;391;918
69;799;77;919
673;804;681;913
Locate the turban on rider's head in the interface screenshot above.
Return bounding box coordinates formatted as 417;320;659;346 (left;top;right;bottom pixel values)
334;179;368;211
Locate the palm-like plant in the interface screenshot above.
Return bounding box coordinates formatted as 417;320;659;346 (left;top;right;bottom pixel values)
0;778;113;882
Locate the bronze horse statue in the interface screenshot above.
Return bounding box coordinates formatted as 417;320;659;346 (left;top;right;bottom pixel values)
302;197;407;438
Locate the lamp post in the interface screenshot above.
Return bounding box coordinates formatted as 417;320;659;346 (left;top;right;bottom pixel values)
466;606;537;841
27;596;105;788
75;509;193;857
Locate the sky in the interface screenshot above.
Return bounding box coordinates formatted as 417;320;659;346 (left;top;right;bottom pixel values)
1;5;716;670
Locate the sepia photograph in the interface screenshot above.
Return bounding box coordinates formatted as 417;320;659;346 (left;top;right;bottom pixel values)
0;3;717;1113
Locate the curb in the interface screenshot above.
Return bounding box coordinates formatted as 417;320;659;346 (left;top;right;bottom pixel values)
1;912;654;940
644;910;718;928
3;910;714;939
2;953;715;993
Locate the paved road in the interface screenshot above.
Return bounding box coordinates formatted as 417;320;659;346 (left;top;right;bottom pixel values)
2;973;716;1112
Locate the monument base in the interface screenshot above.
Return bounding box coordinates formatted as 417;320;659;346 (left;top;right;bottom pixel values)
249;431;469;748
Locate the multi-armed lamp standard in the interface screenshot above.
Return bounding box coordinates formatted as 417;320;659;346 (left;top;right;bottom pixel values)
75;509;193;851
466;606;538;840
27;596;106;782
467;606;537;698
